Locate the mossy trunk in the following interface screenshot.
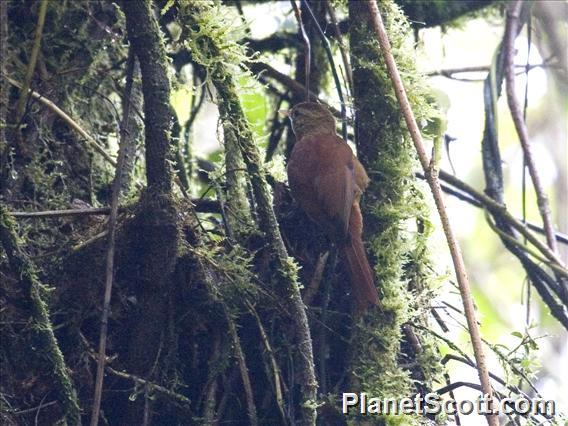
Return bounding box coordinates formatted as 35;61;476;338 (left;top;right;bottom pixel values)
348;0;442;412
120;1;179;423
223;124;254;239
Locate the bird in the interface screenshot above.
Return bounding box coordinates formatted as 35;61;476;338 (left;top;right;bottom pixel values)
283;102;379;310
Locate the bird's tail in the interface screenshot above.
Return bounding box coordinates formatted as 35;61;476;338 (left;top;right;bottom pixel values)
342;234;379;311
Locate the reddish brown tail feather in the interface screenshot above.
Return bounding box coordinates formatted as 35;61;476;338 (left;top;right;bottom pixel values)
342;232;379;311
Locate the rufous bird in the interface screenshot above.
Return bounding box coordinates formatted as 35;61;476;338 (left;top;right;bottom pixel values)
283;102;379;310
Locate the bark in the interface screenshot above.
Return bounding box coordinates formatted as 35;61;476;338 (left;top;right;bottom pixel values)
120;1;179;423
123;0;174;193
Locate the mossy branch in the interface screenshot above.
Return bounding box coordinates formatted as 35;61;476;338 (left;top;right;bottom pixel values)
214;43;318;426
0;206;82;425
181;4;318;423
116;2;180;424
123;0;174;193
223;123;254;238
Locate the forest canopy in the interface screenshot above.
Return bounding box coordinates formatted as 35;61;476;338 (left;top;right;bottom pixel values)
1;1;566;425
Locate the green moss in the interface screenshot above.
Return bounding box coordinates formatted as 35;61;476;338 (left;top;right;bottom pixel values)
191;241;259;308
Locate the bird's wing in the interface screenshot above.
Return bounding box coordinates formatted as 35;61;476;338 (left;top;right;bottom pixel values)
313;143;357;241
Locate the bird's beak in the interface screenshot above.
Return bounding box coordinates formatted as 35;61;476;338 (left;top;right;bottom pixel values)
279;109;290;117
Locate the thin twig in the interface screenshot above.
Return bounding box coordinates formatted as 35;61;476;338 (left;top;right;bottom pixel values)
248;62;340;116
10;207;121;218
224;306;258;426
265;96;286;162
486;212;568;280
245;301;287;424
324;0;353;94
431;307;449;333
303;251;329;305
6;76;116;166
71;230;108;253
442;354;541;400
363;3;497;425
15;0;48;124
301;0;348;139
434;177;568;246
443;373;461;425
437;170;567;268
183;77;206;176
504;1;558;255
90;51;136;426
290;0;310;100
522;14;532;325
105;366;192;409
427;62;557;77
8;199;219;219
12;401;58;416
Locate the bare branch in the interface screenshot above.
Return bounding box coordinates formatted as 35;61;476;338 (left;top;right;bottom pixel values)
224;306;258;426
290;0;311;99
90;50;136;426
8;199;220;219
504;0;559;255
427;62;557;77
363;2;497;424
436;170;568;264
324;0;353;95
15;0;48;124
247;61;340;116
6;76;117;166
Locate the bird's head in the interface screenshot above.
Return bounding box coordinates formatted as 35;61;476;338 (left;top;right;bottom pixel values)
280;102;336;140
